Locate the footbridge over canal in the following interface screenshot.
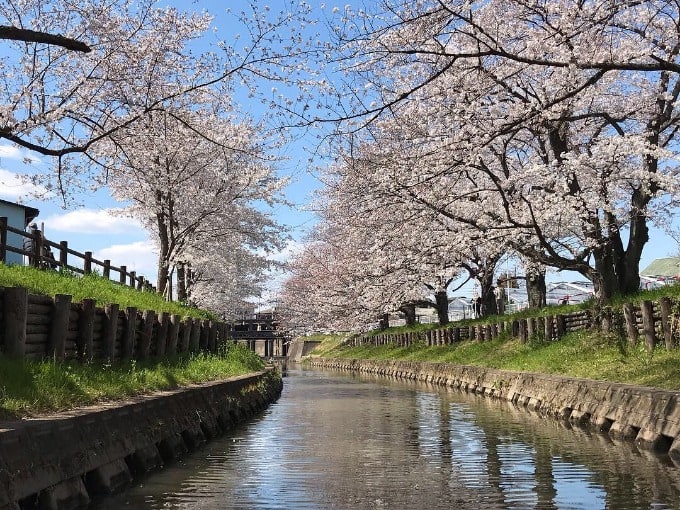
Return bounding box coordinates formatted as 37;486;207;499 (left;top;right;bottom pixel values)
230;311;290;358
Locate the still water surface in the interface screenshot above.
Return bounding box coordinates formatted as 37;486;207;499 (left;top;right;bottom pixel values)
95;365;680;509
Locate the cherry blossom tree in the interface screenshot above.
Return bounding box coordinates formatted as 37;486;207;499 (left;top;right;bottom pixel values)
178;235;276;319
312;0;680;303
0;0;318;201
93;105;287;299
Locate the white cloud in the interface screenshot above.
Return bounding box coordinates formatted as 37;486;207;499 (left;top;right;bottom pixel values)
43;208;144;234
266;238;306;263
0;144;41;163
0;168;47;200
94;241;158;280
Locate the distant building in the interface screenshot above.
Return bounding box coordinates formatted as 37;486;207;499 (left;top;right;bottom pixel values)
640;257;680;288
0;199;39;265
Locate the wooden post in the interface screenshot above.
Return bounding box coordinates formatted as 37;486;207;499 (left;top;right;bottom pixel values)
180;317;192;352
200;319;211;349
59;241;68;269
519;319;528;343
138;310;155;359
84;251;93;274
208;321;218;352
155;312;169;357
527;317;535;339
190;318;201;352
121;307;138;359
119;265;127;284
641;300;656;352
453;327;460;342
214;322;224;350
78;298;95;361
0;216;6;263
137;276;144;290
544;316;553;341
556;314;566;339
511;319;520;337
103;260;111;279
660;297;674;350
103;303;120;361
535;317;543;341
623;302;638;347
30;225;40;268
129;270;136;288
167;314;181;355
3;287;27;358
48;294;71;360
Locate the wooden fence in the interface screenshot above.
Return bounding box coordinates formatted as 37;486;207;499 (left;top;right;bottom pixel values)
0;217;155;291
0;286;230;361
350;298;680;352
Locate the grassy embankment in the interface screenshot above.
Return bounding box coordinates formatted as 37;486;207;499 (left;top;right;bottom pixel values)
0;264;265;420
310;284;680;391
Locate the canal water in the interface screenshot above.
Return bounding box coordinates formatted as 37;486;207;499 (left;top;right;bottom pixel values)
95;365;680;509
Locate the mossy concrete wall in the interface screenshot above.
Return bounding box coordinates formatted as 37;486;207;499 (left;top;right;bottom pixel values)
311;358;680;462
0;369;282;510
287;339;321;362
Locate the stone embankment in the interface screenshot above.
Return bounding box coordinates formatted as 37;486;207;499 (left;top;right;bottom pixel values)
0;369;282;510
311;358;680;461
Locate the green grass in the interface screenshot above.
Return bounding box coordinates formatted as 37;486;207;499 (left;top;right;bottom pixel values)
317;330;680;391
0;263;268;419
0;344;265;420
0;263;215;319
301;333;352;357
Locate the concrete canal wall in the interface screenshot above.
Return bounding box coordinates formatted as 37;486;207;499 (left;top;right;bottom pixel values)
311;358;680;461
0;369;282;510
287;339;322;362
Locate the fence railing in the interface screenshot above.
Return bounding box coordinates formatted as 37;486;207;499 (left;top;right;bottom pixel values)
0;217;155;291
350;298;680;352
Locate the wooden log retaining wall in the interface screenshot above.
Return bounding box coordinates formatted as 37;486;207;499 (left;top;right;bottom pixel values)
0;286;230;361
352;298;680;351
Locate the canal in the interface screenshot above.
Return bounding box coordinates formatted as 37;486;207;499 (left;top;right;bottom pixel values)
94;365;680;509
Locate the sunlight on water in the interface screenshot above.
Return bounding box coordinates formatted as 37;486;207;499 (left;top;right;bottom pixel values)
94;367;680;510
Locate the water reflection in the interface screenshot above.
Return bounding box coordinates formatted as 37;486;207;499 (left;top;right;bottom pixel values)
94;366;680;509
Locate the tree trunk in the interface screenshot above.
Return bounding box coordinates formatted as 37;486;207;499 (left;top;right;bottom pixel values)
435;290;449;326
155;192;171;297
526;268;547;309
478;271;497;317
399;303;417;326
177;262;187;302
379;313;389;330
622;188;650;294
157;254;170;297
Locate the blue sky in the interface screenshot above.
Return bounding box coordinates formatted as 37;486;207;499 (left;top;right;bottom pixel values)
0;0;325;293
0;1;677;302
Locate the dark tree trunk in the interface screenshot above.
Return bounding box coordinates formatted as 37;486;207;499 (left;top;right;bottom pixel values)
379;313;389;330
155;190;171;297
435;290;449;326
177;262;187;302
526;268;547;308
399;303;417;326
478;270;497;317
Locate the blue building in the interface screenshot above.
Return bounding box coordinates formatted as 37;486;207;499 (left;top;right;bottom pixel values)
0;198;40;265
